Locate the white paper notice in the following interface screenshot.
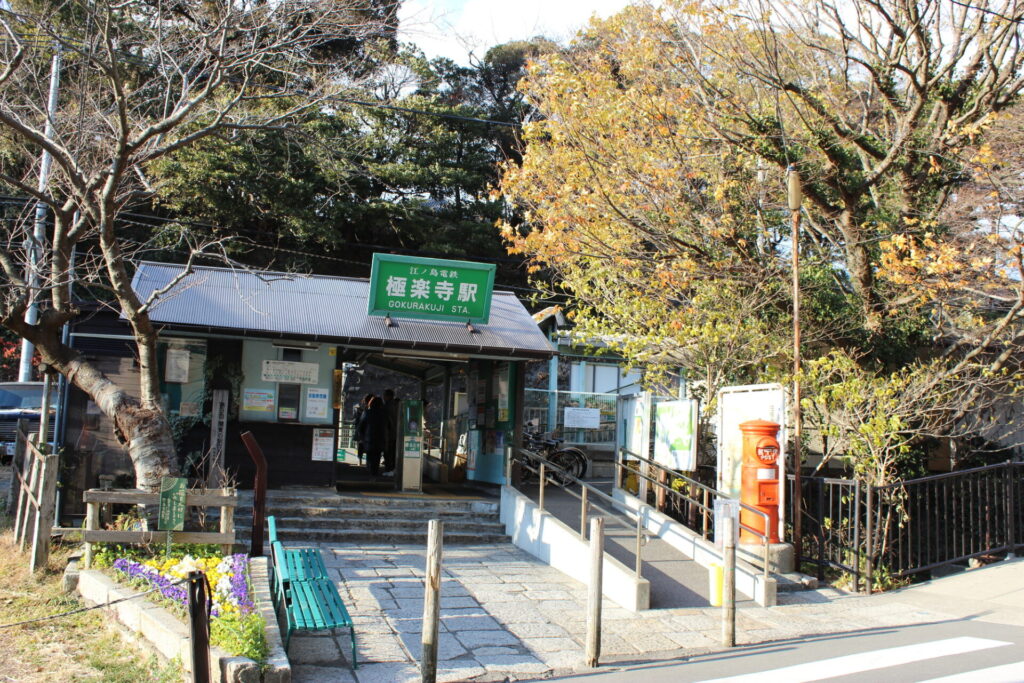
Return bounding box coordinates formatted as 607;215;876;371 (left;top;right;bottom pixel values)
564;407;601;429
305;387;330;420
165;348;190;383
311;428;335;461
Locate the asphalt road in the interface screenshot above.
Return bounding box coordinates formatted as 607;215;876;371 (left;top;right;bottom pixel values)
550;618;1024;682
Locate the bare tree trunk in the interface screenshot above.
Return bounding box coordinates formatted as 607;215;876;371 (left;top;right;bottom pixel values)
7;311;176;492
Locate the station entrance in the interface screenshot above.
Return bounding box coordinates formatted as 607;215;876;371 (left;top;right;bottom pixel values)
332;352;528;494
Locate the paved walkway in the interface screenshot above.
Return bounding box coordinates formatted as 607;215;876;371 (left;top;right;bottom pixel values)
286;541;1014;682
529;482;724;608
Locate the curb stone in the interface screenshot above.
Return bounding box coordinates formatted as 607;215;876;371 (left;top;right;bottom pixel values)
77;558;290;682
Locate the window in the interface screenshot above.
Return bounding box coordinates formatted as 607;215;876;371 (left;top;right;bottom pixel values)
571;362;642;395
277;348;302;421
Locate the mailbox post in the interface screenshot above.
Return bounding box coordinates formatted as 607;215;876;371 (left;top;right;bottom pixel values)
738;419;781;544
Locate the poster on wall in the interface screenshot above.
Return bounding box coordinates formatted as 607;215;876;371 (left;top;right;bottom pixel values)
165;348;190;383
466;430;481;473
497;364;510;422
628;392;652;457
628;392;653;499
261;360;319;384
654;399;698;472
243;389;275;412
311;429;335;461
305;387;330;420
564;407;601;429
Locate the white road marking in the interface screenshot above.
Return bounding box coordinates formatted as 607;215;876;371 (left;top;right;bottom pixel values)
696;637;1012;683
920;661;1024;682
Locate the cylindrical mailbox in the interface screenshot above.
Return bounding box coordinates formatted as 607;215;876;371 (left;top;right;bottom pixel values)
738;419;781;544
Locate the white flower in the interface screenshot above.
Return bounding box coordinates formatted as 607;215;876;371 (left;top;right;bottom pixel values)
172;555;200;576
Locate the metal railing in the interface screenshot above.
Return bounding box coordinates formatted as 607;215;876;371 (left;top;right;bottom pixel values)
510;447;648;578
616;448;772;580
789;461;1023;592
785;475;862;588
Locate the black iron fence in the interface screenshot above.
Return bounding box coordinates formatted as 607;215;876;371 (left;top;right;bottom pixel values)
788;461;1023;591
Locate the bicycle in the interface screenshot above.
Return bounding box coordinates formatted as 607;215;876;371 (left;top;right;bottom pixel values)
519;431;589;486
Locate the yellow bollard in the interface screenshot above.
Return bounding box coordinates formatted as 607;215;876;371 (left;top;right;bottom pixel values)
709;562;723;607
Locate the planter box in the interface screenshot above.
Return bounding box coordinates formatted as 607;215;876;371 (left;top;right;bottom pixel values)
77;556;290;682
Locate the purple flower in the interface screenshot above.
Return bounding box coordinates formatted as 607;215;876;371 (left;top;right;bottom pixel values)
113;559;187;606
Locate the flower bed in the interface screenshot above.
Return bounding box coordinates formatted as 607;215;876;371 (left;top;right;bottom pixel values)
107;550;267;663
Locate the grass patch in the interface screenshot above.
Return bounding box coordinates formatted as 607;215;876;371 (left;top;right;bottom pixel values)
0;517;181;682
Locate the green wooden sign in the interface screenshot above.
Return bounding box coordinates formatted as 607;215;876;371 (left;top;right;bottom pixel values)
158;476;187;531
367;254;496;324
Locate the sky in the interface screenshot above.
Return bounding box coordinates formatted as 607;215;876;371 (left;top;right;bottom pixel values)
397;0;634;65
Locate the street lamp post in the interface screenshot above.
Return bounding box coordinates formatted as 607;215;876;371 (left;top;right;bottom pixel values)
787;166;803;564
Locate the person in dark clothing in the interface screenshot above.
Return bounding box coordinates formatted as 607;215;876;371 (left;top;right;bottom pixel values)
382;389;399;474
360;395;388;477
353;393;372;465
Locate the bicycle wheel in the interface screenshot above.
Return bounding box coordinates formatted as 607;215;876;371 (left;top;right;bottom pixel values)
546;449;577;486
554;447;588;480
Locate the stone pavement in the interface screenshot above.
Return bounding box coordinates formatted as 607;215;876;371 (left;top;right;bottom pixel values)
287;540;976;682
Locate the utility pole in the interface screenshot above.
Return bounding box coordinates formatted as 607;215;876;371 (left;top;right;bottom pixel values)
787;165;803;564
19;46;62;382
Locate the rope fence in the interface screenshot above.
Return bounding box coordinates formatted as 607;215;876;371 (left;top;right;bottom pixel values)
0;578;188;630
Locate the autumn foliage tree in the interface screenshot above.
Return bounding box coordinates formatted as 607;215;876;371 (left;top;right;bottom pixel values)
499;0;1024;482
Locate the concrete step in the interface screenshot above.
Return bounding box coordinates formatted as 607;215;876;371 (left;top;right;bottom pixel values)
237;504;499;521
263;515;504;534
237;527;508;545
775;572;820;592
237;496;498;514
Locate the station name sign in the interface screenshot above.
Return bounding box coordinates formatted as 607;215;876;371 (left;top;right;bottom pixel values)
368;254;496;324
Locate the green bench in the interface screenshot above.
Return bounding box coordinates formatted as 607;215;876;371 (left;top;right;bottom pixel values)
268;517;356;668
268;516;329;582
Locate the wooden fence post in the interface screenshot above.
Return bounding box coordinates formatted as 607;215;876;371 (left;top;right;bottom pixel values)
84;501;99;569
219;488;235;556
30;451;59;572
12;424;28;540
586;516;604;668
6;419;26;515
722;512;736;648
18;436;41;550
421;519;443;683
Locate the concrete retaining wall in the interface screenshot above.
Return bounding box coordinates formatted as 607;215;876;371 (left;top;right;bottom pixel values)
612;488;777;607
500;485;651;611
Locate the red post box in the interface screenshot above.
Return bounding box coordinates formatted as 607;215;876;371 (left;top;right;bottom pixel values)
739;419;781;544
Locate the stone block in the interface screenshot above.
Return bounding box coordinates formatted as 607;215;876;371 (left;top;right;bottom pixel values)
477;654;549;675
138;606;188;660
221;656;260;683
62;557;80;593
454;629;519;649
76;569;108;606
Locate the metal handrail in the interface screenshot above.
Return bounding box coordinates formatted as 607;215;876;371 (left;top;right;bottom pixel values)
617;447;772;580
511;446;649;578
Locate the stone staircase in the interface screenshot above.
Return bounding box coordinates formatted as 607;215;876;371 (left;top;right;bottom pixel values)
233;489;507;545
